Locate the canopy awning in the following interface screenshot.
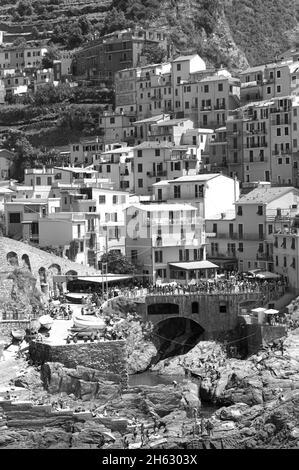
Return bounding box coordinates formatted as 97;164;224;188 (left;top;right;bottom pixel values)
76;275;133;284
255;271;281;280
169;261;219;271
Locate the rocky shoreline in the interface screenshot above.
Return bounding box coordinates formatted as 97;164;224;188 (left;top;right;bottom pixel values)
0;328;299;448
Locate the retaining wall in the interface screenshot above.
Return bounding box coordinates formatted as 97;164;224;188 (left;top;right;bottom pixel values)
29;340;128;387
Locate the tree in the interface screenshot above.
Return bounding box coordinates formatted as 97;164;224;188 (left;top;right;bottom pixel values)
17;0;33;16
78;16;92;35
13;37;27;47
67;25;84;49
31;26;39;40
41;45;61;69
142;43;167;64
99;250;137;274
101;8;131;35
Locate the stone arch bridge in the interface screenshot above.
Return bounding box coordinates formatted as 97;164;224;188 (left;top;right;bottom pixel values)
139;291;267;340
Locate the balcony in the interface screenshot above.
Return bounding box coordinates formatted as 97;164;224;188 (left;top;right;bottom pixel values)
246;128;267;135
210;251;237;259
147;170;167;178
200;106;212;111
211;233;239;240
256;252;273;261
153;236;201;247
214;104;226;111
271;119;290;126
270;106;292;114
272;149;291;156
247;142;268;148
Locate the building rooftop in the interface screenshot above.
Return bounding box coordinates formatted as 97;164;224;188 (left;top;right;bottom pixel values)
169;260;219;270
156;118;192;127
133;141;173;150
172;55;199;62
101;146;133;155
199;74;239;83
128;203;196;212
134;114;168;125
54;167;98;174
167;174;221;184
237;186;296;205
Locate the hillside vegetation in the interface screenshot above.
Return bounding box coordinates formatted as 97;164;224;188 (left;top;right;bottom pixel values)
1;0;299;67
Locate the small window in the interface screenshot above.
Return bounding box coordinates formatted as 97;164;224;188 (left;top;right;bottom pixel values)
257;205;263;215
219;303;227;313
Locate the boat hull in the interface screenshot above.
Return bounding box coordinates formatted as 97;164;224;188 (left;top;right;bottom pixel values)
73;316;105;330
11;330;25;341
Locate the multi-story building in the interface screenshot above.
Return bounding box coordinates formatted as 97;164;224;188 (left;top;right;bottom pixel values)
171;55;206;119
226;95;299;186
133;114;170;144
3;71;29;99
132;133;213;196
4;197;61;243
69;138;103;165
207;126;228;173
198;73;240;129
153;173;239;219
93;146;134;192
147;117;194;145
0;43;48;72
273;216;299;291
240;60;299;106
72;28;168;86
39;187;129;267
99;112;137;146
125;202;213;282
233;183;299;273
205;211;238;272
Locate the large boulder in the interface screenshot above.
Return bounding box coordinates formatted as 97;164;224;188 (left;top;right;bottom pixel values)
216;403;250;422
127;341;157;374
180;380;201;416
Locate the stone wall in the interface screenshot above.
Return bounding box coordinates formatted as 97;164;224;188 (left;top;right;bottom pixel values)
29;340;128;387
244;324;287;356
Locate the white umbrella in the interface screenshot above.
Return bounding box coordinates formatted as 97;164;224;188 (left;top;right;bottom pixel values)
265;309;279;315
251;308;267;313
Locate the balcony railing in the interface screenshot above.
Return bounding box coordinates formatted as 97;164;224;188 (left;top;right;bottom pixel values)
256;252;273;261
211;233;239;240
247;142;268;148
209;251;237;259
153;236;201;247
271;119;290;126
147;170;167;177
246;129;267;135
214;104;226;110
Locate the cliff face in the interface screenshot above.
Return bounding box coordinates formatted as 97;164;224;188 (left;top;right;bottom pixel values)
114;0;299;68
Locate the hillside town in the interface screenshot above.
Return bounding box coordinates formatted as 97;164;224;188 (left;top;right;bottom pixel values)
1;29;299;288
1;11;299;452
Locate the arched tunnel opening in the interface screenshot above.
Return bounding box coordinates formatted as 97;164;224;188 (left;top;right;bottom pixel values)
151;317;205;365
